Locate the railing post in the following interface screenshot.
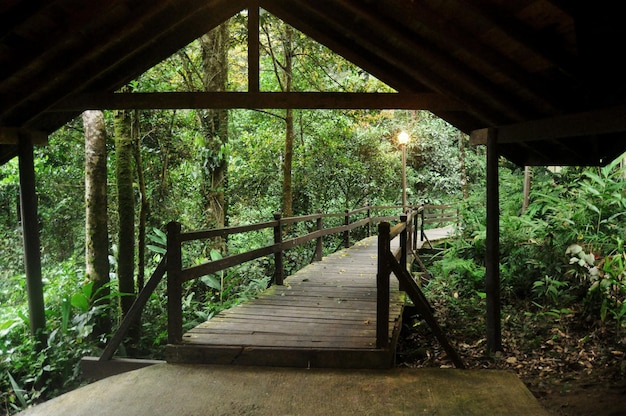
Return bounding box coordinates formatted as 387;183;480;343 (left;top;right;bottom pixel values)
344;209;350;248
400;213;408;270
167;221;182;344
273;212;284;286
420;204;426;241
376;222;391;348
315;209;323;262
366;202;371;237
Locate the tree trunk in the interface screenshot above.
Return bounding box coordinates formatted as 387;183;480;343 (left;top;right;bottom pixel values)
132;110;148;291
199;23;229;232
281;25;294;217
83;110;111;336
114;107;136;317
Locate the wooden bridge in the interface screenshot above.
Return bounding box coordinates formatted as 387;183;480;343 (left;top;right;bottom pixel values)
89;204;462;376
166;235;405;368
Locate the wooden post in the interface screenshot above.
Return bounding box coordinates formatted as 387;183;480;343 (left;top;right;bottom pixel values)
167;221;183;344
420;205;426;241
522;166;531;214
399;213;408;292
400;213;408;270
486;128;502;353
365;202;371;237
314;209;323;262
18;135;47;350
343;209;350;248
376;222;391;348
273;212;284;285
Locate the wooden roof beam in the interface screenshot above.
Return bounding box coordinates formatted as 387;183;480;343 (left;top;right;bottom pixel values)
24;0;248;128
451;0;577;80
387;1;563;115
340;0;533;122
0;128;48;145
51;91;467;111
274;1;502;125
470;104;626;145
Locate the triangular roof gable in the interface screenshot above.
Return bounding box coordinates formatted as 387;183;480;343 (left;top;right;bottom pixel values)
3;1;626;166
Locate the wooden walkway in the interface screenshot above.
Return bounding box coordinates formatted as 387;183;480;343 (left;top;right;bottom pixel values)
166;227;456;369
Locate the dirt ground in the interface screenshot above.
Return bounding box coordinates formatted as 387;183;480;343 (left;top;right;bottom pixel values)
397;302;626;416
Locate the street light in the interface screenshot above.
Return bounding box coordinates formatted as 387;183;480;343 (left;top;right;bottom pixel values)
398;130;410;211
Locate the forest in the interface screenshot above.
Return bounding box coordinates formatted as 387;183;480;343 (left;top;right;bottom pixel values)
2;13;625;415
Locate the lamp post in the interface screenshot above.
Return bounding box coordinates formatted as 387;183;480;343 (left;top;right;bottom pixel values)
398;130;410;211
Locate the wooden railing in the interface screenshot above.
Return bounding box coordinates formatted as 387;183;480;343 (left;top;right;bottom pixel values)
377;218;465;368
98;203;458;360
166;205;420;344
418;203;459;243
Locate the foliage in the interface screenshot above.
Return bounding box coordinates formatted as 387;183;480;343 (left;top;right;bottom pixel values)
1;259;102;413
427;154;626;341
6;10;610;413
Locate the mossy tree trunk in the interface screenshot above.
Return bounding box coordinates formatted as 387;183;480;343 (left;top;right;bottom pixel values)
83;110;111;336
114;106;136;318
199;23;229;233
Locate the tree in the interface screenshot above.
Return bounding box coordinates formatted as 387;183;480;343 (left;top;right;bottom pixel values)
261;17;295;217
83;110;110;334
198;23;229;230
114;105;136;317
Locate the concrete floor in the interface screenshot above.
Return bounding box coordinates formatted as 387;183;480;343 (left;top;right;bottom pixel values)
18;363;549;416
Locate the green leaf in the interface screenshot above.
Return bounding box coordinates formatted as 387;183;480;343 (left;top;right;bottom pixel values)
8;372;27;408
209;249;222;261
200;275;221;291
81;281;94;300
71;292;90;313
147;244;167;254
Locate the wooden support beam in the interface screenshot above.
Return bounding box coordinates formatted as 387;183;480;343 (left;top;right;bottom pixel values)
470;104;626;145
485;128;502;353
18;135;47;350
247;3;260;93
51;92;466;111
0;128;48;145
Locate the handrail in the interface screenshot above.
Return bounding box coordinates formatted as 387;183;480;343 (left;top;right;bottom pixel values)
166;204;416;344
418;203;458;243
100;203;451;359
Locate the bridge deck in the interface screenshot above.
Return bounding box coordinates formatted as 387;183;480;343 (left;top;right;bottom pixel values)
166;227;456;369
166;236;403;368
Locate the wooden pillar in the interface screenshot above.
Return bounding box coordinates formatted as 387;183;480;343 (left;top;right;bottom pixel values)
273;212;284;285
376;222;391;348
486;128;502;352
167;221;183;344
247;3;260;93
522;166;531;214
18;135;47;349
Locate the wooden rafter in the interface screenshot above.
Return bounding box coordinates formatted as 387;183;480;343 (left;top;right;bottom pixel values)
470;104;626;145
51;92;467;111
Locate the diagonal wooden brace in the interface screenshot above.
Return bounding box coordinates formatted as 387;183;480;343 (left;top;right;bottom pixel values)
386;251;466;369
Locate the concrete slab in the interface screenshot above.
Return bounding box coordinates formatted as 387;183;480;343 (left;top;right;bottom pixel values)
18;364;549;415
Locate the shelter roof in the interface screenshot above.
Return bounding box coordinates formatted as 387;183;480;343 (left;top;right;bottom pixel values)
2;0;626;166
